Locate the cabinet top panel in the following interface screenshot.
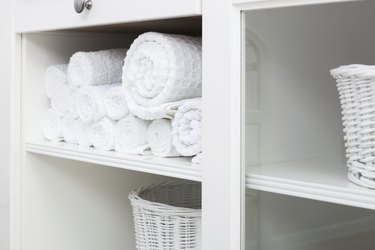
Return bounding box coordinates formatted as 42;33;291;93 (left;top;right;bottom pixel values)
14;0;202;33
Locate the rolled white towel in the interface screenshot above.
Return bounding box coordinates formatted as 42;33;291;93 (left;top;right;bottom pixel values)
104;86;129;120
122;32;202;119
76;84;117;124
62;114;80;143
192;153;203;165
76;120;92;147
68;90;80;119
114;115;150;155
88;117;116;151
172;98;202;156
147;119;181;157
68;49;127;87
51;93;71;117
126;98;186;120
45;64;73;99
43;109;63;142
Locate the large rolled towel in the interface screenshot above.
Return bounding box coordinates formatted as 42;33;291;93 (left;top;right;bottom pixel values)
76;120;92;147
114;115;150;155
45;64;73;99
43;109;63;142
147;119;181;157
172;98;202;156
68;49;127;87
62;114;80;143
88;117;115;151
126;99;186;120
76;84;117;124
104;86;129;120
122;32;202;119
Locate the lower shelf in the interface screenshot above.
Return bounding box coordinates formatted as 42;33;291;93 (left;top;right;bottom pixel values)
25;140;202;181
246;157;375;210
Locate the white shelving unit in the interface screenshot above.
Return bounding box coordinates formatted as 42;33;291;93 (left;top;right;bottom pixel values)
10;0;375;250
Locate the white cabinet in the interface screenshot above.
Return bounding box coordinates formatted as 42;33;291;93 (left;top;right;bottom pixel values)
10;0;375;250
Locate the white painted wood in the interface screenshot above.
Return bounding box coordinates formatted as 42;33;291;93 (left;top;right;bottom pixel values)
14;0;201;33
26;140;201;181
232;0;361;9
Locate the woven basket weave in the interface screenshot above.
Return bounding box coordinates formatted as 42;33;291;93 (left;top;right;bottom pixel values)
129;181;202;250
331;64;375;189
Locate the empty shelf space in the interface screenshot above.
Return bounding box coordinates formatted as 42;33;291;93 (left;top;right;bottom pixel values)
246;157;375;210
25;140;202;181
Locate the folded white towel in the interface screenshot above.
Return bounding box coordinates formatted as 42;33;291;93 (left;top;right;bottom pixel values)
76;120;92;147
114;115;150;155
126;97;186;120
172;98;202;156
62;114;80;143
88;117;116;151
45;64;73;99
122;32;202;117
68;90;80;119
43;109;63;142
68;49;127;87
104;86;129;120
147;119;181;157
192;153;203;165
76;84;117;124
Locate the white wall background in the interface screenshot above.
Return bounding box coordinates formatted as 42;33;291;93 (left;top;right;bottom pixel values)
0;0;12;249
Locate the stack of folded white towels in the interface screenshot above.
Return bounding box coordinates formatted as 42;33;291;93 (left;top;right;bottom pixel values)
43;32;203;164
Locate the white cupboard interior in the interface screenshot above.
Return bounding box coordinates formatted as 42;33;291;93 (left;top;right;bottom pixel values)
244;1;375;249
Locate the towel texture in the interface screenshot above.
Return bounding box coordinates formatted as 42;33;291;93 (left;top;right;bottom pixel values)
51;93;71;117
43;109;63;142
68;91;80;119
114;115;150;154
76;120;92;147
88;117;116;151
68;49;127;87
76;84;117;124
104;86;129;120
62;114;80;143
122;32;202;118
192;153;202;165
126;98;186;120
45;64;72;99
147;119;181;157
172;98;202;156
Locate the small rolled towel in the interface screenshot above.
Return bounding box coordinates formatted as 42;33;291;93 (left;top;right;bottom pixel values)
126;98;186;120
76;84;117;124
68;90;80;119
76;120;92;147
45;64;73;99
62;114;80;144
172;98;202;156
68;49;127;87
88;117;115;151
114;115;150;154
51;93;71;117
122;32;202;119
147;119;181;157
192;153;203;165
43;109;63;142
104;86;129;120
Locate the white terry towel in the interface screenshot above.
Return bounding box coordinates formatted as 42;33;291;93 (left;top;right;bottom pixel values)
76;120;92;147
126;98;186;120
68;49;127;87
68;90;80;119
122;32;202;119
88;117;115;151
147;119;181;157
192;153;203;165
51;93;71;117
43;109;63;142
45;64;73;99
62;114;80;144
114;115;150;155
172;98;202;156
104;86;129;120
76;84;117;124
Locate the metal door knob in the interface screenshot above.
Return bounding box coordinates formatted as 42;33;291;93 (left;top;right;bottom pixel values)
74;0;92;13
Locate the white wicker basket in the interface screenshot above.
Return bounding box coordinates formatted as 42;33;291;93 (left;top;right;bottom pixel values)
331;64;375;188
129;181;202;250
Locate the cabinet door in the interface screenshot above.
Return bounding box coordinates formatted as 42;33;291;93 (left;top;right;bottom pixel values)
14;0;201;33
